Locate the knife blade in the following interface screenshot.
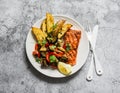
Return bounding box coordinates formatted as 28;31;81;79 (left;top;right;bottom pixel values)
91;25;98;49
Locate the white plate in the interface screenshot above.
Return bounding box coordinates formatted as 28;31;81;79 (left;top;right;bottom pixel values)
26;15;89;78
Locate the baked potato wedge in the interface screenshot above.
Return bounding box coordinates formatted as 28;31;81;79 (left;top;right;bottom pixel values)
41;19;47;32
58;24;72;38
46;13;54;33
32;27;47;42
53;20;66;36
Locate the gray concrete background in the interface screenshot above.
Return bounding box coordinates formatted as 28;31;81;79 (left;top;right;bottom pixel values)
0;0;120;93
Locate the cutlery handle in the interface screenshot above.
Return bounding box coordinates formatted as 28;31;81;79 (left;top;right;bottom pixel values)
93;51;103;75
86;55;94;81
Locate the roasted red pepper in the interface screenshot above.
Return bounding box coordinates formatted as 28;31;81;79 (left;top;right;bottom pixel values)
46;52;50;62
32;50;40;58
63;43;66;49
53;52;63;57
45;42;49;47
35;43;39;50
51;64;57;69
49;52;64;58
45;51;64;63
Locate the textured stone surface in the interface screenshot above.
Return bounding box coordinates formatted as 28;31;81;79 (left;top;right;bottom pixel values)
0;0;120;93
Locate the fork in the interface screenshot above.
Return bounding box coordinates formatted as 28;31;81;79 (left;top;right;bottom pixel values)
86;23;103;81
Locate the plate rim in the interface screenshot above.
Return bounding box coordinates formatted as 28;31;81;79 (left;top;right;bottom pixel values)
25;15;89;78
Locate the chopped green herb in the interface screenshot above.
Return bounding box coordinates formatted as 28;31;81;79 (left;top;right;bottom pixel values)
66;43;71;52
42;40;47;45
38;40;41;45
49;55;58;63
52;23;57;30
48;32;53;37
36;58;42;63
59;56;68;62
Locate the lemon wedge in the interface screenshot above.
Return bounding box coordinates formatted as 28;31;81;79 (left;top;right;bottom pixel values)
58;62;72;75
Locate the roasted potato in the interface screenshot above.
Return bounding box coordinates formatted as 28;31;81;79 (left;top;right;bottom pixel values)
53;20;66;37
32;27;47;42
41;19;47;32
46;13;54;33
58;24;72;38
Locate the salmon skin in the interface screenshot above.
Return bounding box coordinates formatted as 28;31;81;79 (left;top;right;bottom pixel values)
64;29;81;66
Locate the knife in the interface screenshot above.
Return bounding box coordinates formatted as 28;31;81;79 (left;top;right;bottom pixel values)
92;25;103;75
86;25;103;81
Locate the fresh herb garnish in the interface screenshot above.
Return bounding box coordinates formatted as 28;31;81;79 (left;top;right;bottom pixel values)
66;43;71;52
38;40;41;45
52;23;57;30
36;57;42;63
49;55;58;63
42;40;47;45
59;56;68;62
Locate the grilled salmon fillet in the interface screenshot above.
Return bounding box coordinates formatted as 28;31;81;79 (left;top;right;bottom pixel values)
64;29;81;66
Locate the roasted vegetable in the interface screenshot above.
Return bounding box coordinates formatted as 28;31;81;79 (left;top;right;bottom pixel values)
56;39;64;47
32;50;40;58
53;20;66;37
46;52;50;62
41;19;47;32
46;13;54;33
47;36;57;43
49;45;56;51
41;58;48;67
35;57;42;63
58;24;72;38
40;45;47;51
32;27;47;43
59;56;68;62
49;55;58;63
35;44;39;50
57;47;65;52
41;52;46;57
43;60;48;67
41;39;47;45
51;63;58;69
46;20;66;43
